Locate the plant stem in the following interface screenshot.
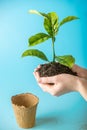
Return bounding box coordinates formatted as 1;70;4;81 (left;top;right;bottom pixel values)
52;37;55;62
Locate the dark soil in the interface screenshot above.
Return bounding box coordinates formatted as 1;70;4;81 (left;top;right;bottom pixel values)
37;62;77;77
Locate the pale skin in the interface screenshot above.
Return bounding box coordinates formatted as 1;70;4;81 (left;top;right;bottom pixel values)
34;64;87;101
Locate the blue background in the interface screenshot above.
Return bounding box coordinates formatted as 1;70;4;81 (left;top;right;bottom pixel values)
0;0;87;130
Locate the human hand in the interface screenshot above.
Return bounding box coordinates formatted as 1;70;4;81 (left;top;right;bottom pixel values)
33;67;79;96
72;64;87;79
34;64;87;101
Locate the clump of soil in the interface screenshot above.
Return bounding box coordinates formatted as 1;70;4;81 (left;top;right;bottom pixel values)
37;62;77;77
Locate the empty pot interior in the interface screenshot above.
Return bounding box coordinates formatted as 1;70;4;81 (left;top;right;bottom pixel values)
11;93;39;108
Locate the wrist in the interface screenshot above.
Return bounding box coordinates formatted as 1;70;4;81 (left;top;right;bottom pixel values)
79;67;87;79
83;69;87;79
77;78;87;101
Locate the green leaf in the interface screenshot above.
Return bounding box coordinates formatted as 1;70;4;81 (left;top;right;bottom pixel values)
29;33;50;46
55;55;75;68
44;12;59;36
29;10;49;18
59;16;79;27
22;49;49;61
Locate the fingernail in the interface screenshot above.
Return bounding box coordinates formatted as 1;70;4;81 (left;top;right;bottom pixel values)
34;68;37;72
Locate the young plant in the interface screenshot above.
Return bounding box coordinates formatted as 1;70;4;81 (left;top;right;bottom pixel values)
22;10;79;68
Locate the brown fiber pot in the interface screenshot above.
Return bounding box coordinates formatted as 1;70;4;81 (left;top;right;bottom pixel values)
11;93;39;128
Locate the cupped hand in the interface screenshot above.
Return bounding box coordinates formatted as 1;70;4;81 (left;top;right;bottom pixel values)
33;64;87;101
33;69;79;96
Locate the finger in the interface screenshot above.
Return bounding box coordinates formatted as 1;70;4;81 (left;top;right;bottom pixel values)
72;64;83;72
38;83;54;93
38;76;56;84
33;71;36;79
34;65;41;72
72;64;79;71
33;71;40;81
38;83;51;91
38;83;62;96
37;65;41;69
33;69;55;84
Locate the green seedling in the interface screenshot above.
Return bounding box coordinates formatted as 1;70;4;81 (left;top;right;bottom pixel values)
22;10;79;68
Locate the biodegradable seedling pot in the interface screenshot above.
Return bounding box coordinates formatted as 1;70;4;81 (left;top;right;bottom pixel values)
11;93;39;129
